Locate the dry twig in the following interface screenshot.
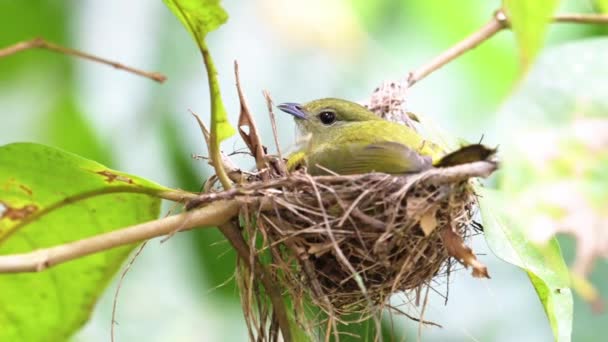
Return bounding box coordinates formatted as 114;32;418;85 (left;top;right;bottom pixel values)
0;37;166;83
263;90;284;162
235;61;267;171
111;241;148;342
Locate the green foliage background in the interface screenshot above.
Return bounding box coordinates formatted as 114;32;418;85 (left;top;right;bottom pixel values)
0;0;606;341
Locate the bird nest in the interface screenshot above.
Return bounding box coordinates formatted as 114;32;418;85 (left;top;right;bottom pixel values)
191;159;496;336
189;73;497;339
256;169;491;313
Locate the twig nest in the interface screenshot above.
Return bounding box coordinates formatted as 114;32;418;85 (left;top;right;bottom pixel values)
235;161;495;318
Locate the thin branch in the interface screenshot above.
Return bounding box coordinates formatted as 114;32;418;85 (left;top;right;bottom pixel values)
421;160;497;184
263;90;284;162
407;10;508;87
406;11;608;88
185;161;498;208
0;37;166;83
554;13;608;24
111;241;148;342
0;200;239;273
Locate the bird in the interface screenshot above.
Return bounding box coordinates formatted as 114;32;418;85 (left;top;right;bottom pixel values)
276;98;443;175
277;98;494;175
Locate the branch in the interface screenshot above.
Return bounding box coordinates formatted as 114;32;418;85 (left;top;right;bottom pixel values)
407;10;508;87
406;11;608;87
263;90;284;162
0;200;239;273
554;13;608;24
185;161;498;209
421;160;497;184
0;37;166;83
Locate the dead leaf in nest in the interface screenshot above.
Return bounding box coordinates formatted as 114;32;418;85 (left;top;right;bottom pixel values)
420;207;438;236
235;61;266;171
441;228;490;278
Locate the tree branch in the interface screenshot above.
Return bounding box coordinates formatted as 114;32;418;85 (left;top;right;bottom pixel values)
0;200;239;273
0;37;166;83
407;10;508;87
407;11;608;87
554;13;608;24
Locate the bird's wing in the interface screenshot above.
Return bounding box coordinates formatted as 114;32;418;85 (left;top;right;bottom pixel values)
308;141;432;175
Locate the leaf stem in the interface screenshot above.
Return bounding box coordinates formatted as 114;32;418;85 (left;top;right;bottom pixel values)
0;37;167;83
200;40;233;190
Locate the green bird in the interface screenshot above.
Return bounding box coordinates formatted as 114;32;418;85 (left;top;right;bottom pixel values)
278;98;495;175
277;98;443;175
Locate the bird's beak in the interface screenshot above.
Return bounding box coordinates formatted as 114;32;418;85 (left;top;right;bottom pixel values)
277;102;307;120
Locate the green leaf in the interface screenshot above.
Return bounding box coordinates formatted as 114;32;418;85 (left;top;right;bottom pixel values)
479;188;573;341
596;0;608;13
163;0;235;142
493;38;608;339
163;0;227;40
0;142;171;342
503;0;561;71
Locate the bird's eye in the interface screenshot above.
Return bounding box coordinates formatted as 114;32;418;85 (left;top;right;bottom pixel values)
318;111;336;125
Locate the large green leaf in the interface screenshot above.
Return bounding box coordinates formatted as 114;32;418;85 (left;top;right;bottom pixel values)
163;0;235;142
479;189;572;341
0;143;171;341
493;38;608;340
503;0;560;71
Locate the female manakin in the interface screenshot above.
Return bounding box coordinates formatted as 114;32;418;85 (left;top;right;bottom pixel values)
278;98;494;175
277;98;443;175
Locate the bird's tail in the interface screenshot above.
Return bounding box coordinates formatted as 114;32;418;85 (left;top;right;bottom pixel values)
434;144;497;167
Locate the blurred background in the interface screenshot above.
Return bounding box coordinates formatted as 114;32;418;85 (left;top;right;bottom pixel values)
1;0;606;341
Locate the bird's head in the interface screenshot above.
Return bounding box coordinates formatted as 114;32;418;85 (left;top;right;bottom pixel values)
277;98;381;138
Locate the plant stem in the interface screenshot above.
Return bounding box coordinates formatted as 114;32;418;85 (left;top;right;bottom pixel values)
200;40;233;190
